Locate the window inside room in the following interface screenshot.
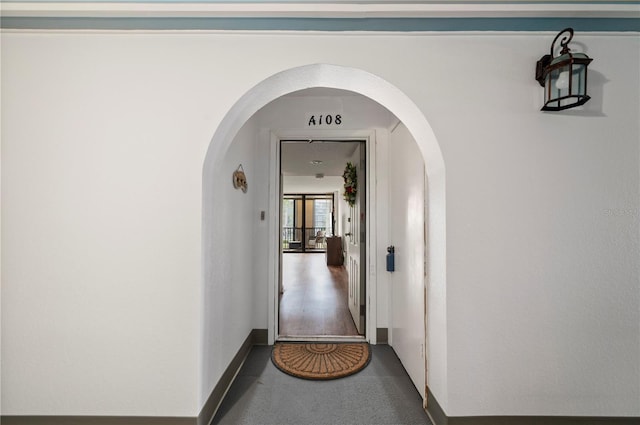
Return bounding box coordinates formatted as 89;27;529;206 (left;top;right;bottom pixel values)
282;194;333;252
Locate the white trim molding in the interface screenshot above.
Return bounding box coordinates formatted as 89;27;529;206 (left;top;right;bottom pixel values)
267;128;379;345
1;1;639;19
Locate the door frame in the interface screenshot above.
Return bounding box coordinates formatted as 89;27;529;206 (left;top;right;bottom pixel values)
268;129;378;344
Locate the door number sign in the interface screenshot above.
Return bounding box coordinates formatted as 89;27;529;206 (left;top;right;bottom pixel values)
308;114;342;126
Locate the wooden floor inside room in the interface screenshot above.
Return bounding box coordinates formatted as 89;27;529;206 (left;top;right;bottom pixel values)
279;253;360;337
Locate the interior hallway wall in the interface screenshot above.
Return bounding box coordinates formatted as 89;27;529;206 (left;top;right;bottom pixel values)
2;31;638;418
1;33;206;415
201;118;258;409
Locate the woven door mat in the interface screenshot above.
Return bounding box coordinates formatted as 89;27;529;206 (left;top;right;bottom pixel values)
271;342;371;380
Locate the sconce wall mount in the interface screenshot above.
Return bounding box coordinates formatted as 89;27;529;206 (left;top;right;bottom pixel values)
535;28;593;111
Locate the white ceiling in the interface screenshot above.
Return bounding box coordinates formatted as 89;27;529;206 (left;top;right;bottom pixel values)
280;141;360;177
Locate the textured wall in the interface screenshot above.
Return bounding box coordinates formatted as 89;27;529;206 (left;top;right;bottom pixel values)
2;31;638;418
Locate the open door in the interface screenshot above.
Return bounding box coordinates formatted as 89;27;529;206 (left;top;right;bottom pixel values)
388;124;426;396
347;143;366;334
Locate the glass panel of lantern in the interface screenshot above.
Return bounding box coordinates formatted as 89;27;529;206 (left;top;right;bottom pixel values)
543;52;591;111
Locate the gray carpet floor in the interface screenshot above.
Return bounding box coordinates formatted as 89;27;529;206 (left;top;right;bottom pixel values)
212;344;433;425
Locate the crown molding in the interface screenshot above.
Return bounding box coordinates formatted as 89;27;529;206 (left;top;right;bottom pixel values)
1;2;639;19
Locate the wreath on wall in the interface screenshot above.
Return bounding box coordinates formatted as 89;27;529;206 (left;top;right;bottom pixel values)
342;162;357;207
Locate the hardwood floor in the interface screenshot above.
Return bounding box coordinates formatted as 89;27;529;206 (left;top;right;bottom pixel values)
279;253;360;337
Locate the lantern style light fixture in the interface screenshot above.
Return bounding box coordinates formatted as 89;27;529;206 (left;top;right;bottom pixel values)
535;28;593;111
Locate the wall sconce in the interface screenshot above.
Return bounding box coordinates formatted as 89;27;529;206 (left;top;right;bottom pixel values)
535;28;593;111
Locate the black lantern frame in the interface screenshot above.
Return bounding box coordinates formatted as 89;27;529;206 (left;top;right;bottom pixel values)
535;28;593;111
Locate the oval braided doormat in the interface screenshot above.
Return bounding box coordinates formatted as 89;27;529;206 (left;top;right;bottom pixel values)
271;342;371;380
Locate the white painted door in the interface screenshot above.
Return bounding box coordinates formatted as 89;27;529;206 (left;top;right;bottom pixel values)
347;146;365;334
389;124;426;395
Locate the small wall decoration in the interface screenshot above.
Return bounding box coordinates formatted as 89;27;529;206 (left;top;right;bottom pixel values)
342;162;357;207
232;164;248;193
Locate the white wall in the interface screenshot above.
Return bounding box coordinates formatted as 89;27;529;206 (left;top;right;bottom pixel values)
254;92;397;131
1;32;205;415
282;175;342;194
201;118;258;407
388;122;426;395
434;35;640;417
2;31;638;418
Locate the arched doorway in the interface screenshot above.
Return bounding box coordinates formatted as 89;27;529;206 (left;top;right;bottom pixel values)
203;63;446;404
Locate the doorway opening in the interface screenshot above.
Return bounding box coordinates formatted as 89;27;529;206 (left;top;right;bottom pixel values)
203;63;446;405
278;139;366;341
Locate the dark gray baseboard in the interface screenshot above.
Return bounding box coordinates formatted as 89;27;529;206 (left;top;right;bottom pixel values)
0;417;194;425
444;417;640;425
426;387;639;425
376;327;388;344
198;328;267;425
1;329;269;425
426;386;449;425
252;328;268;345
